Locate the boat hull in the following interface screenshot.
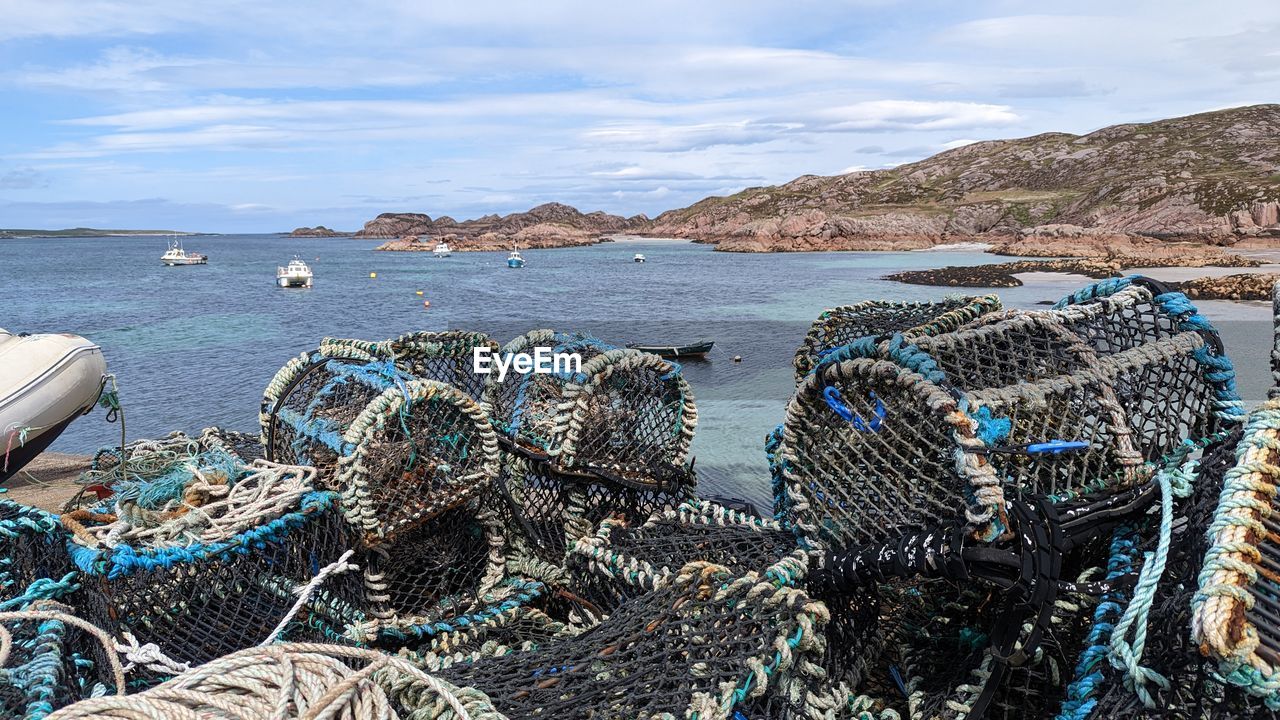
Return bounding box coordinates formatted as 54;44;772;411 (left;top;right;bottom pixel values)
508;260;524;268
0;330;106;483
627;341;714;359
162;258;207;266
277;275;313;288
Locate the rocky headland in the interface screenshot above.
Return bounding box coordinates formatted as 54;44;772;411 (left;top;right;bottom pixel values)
647;104;1280;254
288;226;348;237
362;202;646;251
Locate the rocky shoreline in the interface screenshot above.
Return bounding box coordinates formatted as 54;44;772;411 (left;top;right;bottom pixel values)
288;226;349;237
1176;273;1280;300
886;253;1263;289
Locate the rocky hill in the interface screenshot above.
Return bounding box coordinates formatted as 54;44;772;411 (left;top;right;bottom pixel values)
649;104;1280;253
358;202;647;250
288;226;348;237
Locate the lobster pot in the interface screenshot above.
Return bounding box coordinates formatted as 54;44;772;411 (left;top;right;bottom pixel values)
0;603;116;719
356;500;509;641
492;452;695;567
315;331;499;400
782;277;1241;552
484;331;697;480
792;294;1001;383
0;500;74;606
62;466;362;668
197;426;265;463
567;500;881;693
435;561;834;720
262;342;501;546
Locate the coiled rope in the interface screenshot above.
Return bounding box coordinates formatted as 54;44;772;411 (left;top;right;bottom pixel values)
46;643;482;720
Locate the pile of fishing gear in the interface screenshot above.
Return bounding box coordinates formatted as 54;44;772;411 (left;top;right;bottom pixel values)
6;281;1280;718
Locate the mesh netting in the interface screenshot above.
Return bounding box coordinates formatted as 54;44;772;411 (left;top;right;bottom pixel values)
60;460;363;667
483;330;697;481
0;500;74;607
782;276;1241;554
490;452;695;568
793;295;1002;383
433;560;833;720
312;331;499;400
567;500;883;695
0;602;118;720
262;346;500;547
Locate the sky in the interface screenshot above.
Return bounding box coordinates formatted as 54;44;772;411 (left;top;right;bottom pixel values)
1;1;1278;233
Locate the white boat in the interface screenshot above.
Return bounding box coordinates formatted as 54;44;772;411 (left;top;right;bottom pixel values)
277;257;314;288
433;241;452;257
0;329;106;483
634;253;646;263
160;238;207;266
507;247;525;268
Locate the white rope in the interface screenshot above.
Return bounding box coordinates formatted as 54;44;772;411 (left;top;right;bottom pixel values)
115;631;192;676
260;549;359;647
46;643;477;720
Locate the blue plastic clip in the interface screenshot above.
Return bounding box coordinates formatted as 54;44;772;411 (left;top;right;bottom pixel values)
1024;440;1090;455
822;387;884;432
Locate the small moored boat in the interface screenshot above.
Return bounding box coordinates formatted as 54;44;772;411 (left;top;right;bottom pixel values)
161;238;207;266
433;241;452;257
0;329;107;483
627;340;714;359
634;253;646;263
507;247;525;268
277;257;314;288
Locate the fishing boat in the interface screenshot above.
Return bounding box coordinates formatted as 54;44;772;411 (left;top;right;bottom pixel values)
276;257;314;288
0;329;107;483
627;340;714;359
160;238;207;266
507;247;525;268
634;253;646;263
433;241;452;257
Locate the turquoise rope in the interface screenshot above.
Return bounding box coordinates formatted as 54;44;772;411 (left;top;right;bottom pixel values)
1106;462;1194;707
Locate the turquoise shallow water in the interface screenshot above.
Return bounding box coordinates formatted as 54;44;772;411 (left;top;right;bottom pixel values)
2;235;1273;509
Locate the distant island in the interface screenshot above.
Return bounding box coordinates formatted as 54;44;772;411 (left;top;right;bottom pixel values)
287;226;350;237
0;227;199;238
362;202;645;252
354;104;1280;261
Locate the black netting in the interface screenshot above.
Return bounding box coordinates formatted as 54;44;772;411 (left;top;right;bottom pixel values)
435;561;832;719
61;465;363;668
793;295;1002;383
0;602;117;719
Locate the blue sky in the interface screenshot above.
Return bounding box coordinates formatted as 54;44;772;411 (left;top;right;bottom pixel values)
1;1;1278;232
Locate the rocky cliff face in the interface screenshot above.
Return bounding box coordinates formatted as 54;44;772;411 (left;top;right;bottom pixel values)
649;104;1280;252
358;202;646;250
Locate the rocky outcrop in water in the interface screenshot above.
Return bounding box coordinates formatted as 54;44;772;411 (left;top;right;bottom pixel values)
360;202;646;250
649;104;1280;253
288;226;347;237
1176;273;1280;300
887;251;1261;289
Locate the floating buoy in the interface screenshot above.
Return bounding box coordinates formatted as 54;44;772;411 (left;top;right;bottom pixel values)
733;355;742;363
369;272;377;278
415;290;424;296
423;300;431;308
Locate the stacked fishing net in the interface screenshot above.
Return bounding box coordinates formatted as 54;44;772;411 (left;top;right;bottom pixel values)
792;294;1002;383
260;331;507;642
483;330;698;574
0;602;125;720
777;276;1245;718
429;560;835;720
59;457;362;670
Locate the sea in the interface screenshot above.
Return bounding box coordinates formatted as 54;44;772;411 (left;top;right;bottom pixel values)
2;234;1274;510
